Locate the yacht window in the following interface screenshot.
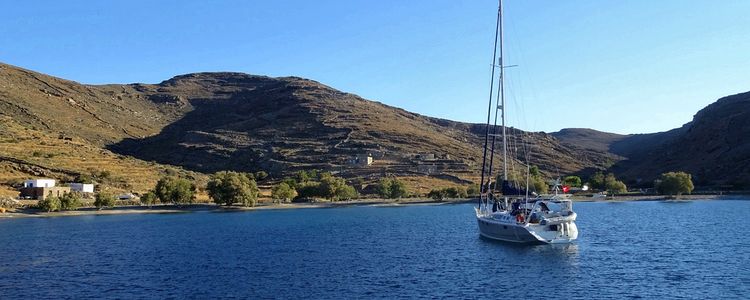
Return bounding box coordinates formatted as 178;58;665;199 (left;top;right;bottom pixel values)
546;201;563;212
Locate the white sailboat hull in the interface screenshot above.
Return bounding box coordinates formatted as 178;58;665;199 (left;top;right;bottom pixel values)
476;209;578;244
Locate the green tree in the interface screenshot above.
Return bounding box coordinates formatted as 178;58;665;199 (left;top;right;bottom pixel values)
529;165;540;177
563;176;582;187
206;171;259;207
335;185;358;201
281;177;299;189
589;172;605;190
155;176;196;205
317;174;343;199
296;182;321;200
140;191;158;208
59;192;82;211
376;178;392;198
467;184;481;197
428;189;448;201
501;166;549;194
530;177;549;194
603;173;627;194
37;196;61;212
390;178;408;199
296;170;317;183
75;174;94;184
318;175;358;201
272;182;298;202
94;191;116;210
607;180;628;194
377;177;407;199
254;171;269;181
655;172;694;196
444;187;468;199
456;186;468;198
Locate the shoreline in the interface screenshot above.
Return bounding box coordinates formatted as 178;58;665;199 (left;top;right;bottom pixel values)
0;195;746;219
0;198;471;219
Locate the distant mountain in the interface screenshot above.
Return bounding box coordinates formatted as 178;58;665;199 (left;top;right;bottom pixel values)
1;61;747;194
611;92;750;187
553;92;750;188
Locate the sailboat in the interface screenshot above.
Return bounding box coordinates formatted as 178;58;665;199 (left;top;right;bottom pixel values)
474;0;578;244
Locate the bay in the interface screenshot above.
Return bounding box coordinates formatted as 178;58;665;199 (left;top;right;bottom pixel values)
0;200;748;299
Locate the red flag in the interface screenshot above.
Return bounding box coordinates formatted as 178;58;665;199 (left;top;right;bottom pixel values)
562;185;570;193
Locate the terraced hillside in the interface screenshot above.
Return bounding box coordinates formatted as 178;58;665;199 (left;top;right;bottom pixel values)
11;62;746;194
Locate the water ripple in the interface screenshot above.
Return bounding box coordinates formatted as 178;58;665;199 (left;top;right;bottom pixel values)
0;200;748;298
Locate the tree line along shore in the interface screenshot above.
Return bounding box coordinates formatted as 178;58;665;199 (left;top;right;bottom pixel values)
0;168;710;216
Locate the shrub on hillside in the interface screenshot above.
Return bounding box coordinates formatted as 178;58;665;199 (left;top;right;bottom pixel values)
38;196;62;212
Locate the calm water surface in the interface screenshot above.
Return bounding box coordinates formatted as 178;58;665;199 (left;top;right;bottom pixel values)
1;200;748;299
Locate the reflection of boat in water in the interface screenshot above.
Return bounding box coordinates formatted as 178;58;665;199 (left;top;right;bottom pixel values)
473;0;577;244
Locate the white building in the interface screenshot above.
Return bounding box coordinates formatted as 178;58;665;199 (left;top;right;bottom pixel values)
69;183;95;193
352;154;373;166
23;179;56;188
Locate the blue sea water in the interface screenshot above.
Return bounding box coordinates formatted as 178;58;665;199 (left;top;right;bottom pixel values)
0;200;748;299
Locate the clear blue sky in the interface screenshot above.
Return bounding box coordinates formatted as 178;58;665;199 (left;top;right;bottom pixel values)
2;0;748;134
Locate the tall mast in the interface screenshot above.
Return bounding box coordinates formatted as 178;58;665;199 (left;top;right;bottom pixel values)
500;0;508;182
486;0;507;190
478;0;503;208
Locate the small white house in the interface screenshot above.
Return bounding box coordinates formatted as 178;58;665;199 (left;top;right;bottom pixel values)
23;179;56;188
69;183;95;193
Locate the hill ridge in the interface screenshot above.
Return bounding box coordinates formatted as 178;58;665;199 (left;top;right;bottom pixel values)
1;61;748;193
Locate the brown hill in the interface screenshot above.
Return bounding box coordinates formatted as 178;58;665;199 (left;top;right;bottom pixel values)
108;72;611;180
553;92;750;188
0;62;616;194
611;91;750;187
6;61;744;192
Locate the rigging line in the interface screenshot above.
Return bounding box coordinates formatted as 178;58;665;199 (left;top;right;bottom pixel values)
511;128;525;195
507;130;517;195
486;57;504;196
499;0;508;185
488;0;507;199
479;0;502;208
